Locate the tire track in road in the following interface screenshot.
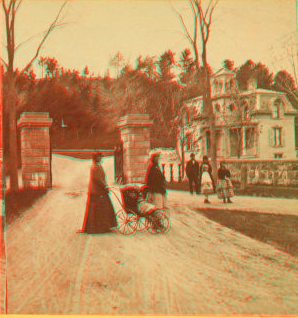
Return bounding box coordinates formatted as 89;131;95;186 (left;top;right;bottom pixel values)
13;235;79;314
7;188;86;311
67;235;92;315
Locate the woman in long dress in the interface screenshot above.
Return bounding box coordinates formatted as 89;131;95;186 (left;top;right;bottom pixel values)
145;152;167;209
217;161;234;203
199;155;215;204
80;152;117;234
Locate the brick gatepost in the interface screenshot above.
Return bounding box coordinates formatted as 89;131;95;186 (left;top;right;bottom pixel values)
117;114;153;183
17;112;53;189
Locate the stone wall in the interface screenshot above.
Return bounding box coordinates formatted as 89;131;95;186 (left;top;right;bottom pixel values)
223;159;298;187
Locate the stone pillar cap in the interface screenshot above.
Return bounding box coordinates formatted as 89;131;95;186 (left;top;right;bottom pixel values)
117;114;153;129
17;112;53;129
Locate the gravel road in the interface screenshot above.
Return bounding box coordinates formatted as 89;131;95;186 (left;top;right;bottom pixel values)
5;155;298;315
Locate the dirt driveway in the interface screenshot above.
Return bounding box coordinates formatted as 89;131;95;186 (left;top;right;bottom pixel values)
5;156;298;315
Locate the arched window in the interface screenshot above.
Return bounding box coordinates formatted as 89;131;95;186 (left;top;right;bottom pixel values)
273;99;283;119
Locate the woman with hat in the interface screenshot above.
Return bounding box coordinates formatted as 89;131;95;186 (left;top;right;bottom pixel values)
80;152;117;234
145;152;167;209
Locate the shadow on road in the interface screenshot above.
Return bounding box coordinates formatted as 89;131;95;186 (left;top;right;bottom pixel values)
5;189;48;227
196;208;298;257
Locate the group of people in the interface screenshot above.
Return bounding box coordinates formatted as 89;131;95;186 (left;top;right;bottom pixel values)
186;153;234;204
78;151;234;235
78;151;167;235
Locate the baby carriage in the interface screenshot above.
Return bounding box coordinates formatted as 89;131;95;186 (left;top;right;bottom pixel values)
109;184;171;235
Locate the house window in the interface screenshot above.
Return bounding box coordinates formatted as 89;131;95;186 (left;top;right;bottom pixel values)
229;128;242;157
218;81;222;94
204;130;221;156
244;106;249;120
229;79;233;91
274;153;283;159
185;134;192;151
272;99;283;119
270;127;284;147
229;103;235;112
274;127;282;146
244;127;255;156
214;80;219;94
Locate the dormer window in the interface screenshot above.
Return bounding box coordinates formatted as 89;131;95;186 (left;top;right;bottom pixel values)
273;99;284;119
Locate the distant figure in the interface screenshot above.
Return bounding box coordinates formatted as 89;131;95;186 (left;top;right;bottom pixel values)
199;155;215;204
217;161;234;203
79;152;117;234
145;152;166;209
186;153;200;195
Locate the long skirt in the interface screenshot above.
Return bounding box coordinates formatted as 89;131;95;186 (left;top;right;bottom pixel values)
148;193;166;210
82;192;117;234
201;171;214;195
217;178;234;199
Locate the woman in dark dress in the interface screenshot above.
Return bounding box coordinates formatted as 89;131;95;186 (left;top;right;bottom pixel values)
80;152;117;234
145;152;167;209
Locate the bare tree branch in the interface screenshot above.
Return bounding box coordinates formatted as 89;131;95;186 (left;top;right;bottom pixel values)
20;1;67;75
14;0;22;14
1;58;8;69
170;1;194;47
2;0;8;14
14;22;68;53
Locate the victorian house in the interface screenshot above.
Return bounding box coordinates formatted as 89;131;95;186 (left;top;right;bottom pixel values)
180;67;298;160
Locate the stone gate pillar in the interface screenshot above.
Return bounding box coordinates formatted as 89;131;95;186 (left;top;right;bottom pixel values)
17;112;53;189
117;114;153;183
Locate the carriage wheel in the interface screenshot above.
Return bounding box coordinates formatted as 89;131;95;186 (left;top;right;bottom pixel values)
136;217;147;232
147;212;171;234
117;210;137;235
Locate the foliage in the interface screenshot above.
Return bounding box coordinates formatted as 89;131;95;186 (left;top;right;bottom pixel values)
222;59;234;71
235;60;273;91
157;50;176;83
273;70;298;108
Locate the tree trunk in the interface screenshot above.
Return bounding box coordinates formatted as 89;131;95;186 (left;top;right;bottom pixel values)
8;86;19;192
180;138;185;178
202;50;217;185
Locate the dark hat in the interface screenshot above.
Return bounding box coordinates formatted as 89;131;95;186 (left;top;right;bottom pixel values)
150;152;161;163
92;152;102;162
190;153;195;158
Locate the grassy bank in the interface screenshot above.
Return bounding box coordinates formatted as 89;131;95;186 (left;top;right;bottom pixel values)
196;208;298;257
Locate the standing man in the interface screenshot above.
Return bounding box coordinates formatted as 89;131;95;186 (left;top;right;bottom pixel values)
186;153;200;195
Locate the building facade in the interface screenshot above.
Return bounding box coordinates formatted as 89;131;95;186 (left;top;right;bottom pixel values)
180;68;298;160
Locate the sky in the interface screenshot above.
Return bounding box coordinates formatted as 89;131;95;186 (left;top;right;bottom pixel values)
1;0;297;78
